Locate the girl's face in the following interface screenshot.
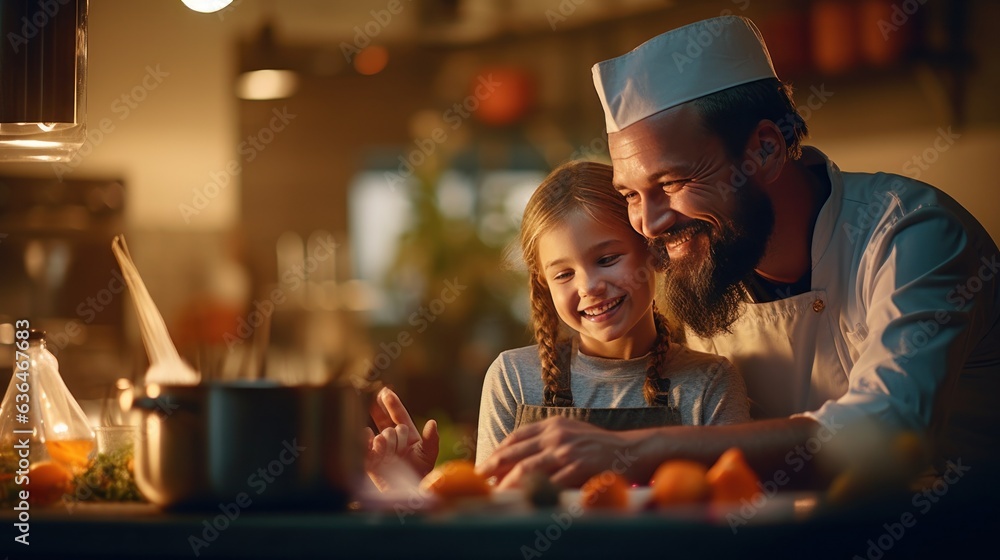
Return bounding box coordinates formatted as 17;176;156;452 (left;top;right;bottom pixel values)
536;210;657;359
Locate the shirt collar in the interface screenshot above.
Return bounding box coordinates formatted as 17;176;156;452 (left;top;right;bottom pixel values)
802;146;843;268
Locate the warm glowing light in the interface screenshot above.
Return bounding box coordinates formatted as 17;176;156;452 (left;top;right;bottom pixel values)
1;139;61;149
52;422;69;435
0;324;13;345
354;46;389;76
180;0;233;14
235;69;299;100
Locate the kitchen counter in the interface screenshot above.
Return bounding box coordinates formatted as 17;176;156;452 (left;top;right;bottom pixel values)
3;486;998;560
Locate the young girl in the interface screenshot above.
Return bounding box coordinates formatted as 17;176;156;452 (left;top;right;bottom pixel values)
474;160;750;464
364;160;749;489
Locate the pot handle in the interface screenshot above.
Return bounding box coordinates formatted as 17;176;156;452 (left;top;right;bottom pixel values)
130;393;201;414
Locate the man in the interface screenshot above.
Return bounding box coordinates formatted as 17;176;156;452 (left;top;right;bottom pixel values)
478;15;1000;490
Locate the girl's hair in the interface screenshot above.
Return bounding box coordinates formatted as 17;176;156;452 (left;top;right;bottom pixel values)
518;160;671;406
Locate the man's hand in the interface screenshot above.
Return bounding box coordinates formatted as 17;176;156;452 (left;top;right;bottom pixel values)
364;387;440;492
477;416;641;489
478;415;827;491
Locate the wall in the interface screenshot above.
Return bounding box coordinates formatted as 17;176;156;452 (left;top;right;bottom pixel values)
0;0;258;395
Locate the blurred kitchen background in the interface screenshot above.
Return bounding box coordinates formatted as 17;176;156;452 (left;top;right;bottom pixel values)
1;0;998;459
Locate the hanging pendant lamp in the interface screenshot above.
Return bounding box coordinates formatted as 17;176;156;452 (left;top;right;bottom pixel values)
0;0;88;163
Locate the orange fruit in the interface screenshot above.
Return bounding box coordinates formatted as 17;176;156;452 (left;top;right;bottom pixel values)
650;460;710;506
26;461;73;507
706;448;761;504
44;439;94;474
580;470;629;510
421;460;491;499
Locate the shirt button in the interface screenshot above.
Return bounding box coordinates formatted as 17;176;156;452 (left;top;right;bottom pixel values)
812;299;826;313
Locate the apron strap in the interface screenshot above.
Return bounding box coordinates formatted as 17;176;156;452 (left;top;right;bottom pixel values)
544;385;574;407
652;376;671;407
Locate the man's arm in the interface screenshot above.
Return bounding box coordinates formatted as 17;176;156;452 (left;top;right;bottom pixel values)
479;415;826;489
807;190;999;466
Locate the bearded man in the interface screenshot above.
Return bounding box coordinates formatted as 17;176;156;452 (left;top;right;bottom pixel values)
481;15;1000;493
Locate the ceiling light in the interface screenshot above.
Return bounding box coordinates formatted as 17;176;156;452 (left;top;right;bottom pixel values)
180;0;234;14
236;20;299;100
235;69;299;101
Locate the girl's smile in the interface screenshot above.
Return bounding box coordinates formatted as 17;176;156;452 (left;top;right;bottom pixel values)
580;295;627;322
537;210;657;359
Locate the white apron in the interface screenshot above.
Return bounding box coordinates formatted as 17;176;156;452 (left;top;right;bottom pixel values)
684;290;848;420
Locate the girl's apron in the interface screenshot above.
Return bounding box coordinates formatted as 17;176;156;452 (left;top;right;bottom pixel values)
513;363;683;431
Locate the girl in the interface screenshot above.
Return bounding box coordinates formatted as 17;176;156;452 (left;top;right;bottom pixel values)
364;161;749;489
475;160;750;464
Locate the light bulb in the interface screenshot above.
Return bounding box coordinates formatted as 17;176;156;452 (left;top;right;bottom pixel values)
181;0;234;14
235;69;299;100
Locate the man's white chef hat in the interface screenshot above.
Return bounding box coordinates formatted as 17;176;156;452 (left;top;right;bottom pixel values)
592;16;778;133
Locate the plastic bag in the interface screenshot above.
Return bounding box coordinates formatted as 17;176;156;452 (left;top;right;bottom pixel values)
0;329;94;506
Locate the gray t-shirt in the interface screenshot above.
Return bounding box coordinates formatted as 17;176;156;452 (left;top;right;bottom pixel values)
475;340;751;465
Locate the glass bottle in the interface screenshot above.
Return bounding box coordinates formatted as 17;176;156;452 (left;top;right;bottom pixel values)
0;329;50;505
1;328;95;507
1;329;94;475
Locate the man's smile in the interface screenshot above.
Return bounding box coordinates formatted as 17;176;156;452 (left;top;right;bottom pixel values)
661;221;711;256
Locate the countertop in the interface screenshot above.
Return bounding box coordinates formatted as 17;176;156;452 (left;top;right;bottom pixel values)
3;484;998;560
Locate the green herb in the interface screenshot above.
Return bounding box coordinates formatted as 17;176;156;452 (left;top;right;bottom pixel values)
73;445;145;503
0;452;21;507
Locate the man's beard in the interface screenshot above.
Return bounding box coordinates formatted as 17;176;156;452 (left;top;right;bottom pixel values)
651;185;775;338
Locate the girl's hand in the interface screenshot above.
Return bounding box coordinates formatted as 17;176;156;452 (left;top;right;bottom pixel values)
363;387;440;492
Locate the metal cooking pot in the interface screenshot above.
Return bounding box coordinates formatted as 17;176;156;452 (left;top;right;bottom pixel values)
130;380;367;510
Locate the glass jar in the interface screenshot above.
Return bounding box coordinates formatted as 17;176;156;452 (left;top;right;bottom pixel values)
0;328;94;507
0;0;88;162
